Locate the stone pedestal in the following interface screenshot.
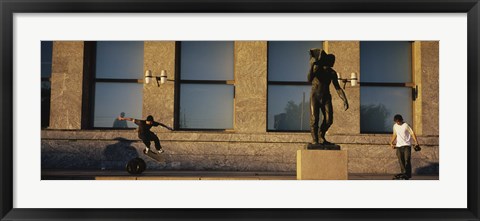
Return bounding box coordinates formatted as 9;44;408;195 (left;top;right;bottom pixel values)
296;149;348;180
306;143;341;150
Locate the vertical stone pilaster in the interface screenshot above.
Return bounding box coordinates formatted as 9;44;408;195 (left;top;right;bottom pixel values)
326;41;361;135
49;41;84;129
420;42;439;136
234;41;268;133
413;42;423;135
143;41;176;131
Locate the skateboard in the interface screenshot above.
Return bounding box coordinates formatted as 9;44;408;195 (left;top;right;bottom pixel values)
143;148;166;163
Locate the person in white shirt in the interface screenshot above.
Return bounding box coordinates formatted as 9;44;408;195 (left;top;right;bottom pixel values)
389;114;419;180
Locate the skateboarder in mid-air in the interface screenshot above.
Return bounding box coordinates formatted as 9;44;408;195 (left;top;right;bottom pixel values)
118;115;173;154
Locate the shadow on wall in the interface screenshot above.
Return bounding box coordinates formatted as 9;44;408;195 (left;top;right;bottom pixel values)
360;104;390;133
101;137;139;170
415;163;439;175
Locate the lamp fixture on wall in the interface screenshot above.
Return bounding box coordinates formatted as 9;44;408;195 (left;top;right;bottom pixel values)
144;70;172;86
337;72;358;89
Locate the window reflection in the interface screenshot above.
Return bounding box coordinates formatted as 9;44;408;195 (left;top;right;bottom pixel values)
180;84;234;129
360;41;412;83
93;83;143;128
41;41;53;128
41;41;53;78
267;41;322;132
180;41;234;81
268;41;323;82
268;85;311;131
95;41;144;79
41;81;51;128
360;87;412;133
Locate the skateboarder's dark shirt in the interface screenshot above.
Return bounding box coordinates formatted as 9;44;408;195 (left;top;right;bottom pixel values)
134;119;159;136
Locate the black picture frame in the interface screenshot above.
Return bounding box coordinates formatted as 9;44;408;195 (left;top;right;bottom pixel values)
1;0;479;220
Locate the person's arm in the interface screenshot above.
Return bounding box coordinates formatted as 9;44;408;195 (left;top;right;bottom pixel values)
118;117;140;126
118;117;135;122
331;70;349;111
407;125;419;146
390;130;397;149
154;122;174;131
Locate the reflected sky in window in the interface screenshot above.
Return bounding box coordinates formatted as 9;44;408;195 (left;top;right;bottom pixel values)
94;83;143;128
180;84;234;129
360;41;412;83
268;41;323;82
41;41;53;78
96;41;144;79
360;87;412;133
268;85;311;131
180;41;234;81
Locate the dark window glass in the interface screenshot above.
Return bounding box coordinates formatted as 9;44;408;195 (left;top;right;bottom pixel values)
178;41;234;130
41;41;53;128
95;41;144;79
360;87;413;133
268;85;311;131
180;41;234;81
268;41;323;82
267;41;322;131
179;84;234;129
93;83;143;128
93;41;144;128
360;41;412;83
360;41;413;133
41;81;51;128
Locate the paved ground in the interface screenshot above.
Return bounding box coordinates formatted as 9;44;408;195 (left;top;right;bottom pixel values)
41;170;439;180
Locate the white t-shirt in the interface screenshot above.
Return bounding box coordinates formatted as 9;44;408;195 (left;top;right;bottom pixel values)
393;122;414;147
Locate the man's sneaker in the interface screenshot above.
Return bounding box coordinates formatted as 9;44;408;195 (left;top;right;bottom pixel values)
157;149;164;154
144;148;150;154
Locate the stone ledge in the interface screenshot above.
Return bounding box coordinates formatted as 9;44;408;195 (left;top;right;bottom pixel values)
41;129;439;145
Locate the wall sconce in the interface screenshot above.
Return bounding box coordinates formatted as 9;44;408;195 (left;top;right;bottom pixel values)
337;72;359;89
144;70;172;87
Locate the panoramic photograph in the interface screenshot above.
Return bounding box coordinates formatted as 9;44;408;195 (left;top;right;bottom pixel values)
40;40;439;180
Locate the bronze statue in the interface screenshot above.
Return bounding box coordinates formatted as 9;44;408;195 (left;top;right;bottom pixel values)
308;49;348;145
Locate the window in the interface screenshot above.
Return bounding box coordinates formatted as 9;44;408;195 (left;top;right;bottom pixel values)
178;41;234;130
93;41;144;128
267;41;323;131
41;41;53;128
360;41;413;133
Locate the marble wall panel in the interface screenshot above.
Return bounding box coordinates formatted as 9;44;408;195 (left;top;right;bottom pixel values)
142;41;176;132
420;42;439;136
234;41;268;133
49;42;85;129
325;41;360;135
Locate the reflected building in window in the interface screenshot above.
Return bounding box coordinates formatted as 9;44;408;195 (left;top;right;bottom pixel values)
360;41;413;133
178;41;234;130
267;41;322;131
93;41;144;128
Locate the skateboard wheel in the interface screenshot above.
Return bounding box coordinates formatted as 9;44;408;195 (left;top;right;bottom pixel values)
126;157;146;174
138;158;146;173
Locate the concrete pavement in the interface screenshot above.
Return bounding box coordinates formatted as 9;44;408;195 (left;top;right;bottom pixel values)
41;170;439;180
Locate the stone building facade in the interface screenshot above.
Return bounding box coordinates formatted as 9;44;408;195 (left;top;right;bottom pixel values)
41;41;439;174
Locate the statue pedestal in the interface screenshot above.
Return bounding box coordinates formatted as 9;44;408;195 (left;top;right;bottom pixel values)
296;148;348;180
306;143;341;150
